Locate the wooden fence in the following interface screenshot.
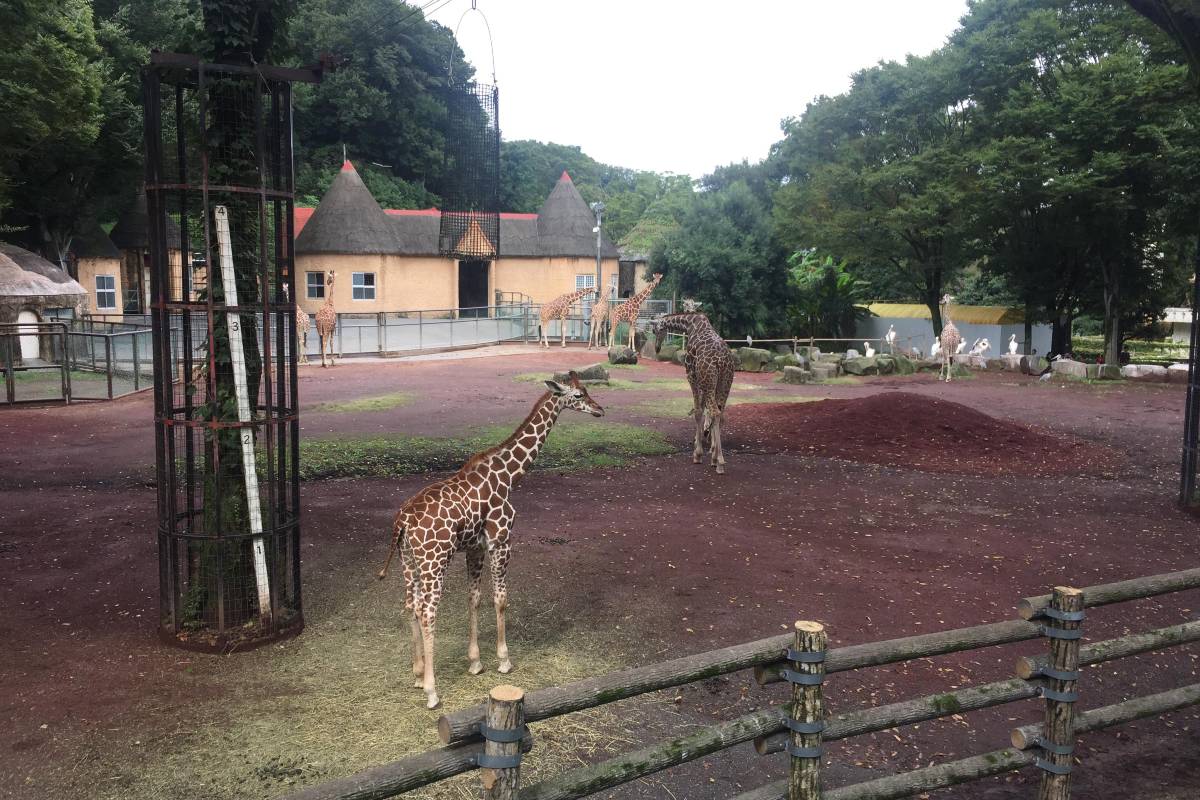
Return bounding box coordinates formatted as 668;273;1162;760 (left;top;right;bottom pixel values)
284;567;1200;800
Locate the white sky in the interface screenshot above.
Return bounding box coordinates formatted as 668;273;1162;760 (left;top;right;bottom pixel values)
428;0;969;179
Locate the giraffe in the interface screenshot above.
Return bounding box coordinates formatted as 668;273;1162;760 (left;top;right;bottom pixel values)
539;286;596;348
283;283;310;365
650;312;736;474
587;298;610;350
608;273;663;350
938;293;963;383
315;270;337;368
377;373;605;709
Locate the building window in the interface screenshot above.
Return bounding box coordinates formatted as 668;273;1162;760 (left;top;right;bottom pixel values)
575;274;596;291
96;275;117;310
306;271;325;299
352;272;376;300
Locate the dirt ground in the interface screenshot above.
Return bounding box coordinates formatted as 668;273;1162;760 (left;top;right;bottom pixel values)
2;345;1198;799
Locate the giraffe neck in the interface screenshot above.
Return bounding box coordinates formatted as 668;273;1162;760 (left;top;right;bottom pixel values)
492;392;565;486
659;313;710;339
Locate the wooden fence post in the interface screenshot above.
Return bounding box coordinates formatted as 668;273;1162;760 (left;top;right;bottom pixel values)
1036;586;1084;800
787;621;827;800
479;684;525;800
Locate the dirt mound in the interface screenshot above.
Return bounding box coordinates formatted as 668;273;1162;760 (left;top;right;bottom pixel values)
726;391;1113;476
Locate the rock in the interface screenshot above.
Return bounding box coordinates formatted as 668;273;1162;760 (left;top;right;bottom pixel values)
842;356;879;376
1051;358;1089;379
553;363;609;383
1122;364;1168;382
1001;354;1023;371
1020;355;1049;375
1168;363;1190;385
1097;364;1122;380
892;354;916;375
845;348;861;359
797;346;822;361
607;346;638;365
773;344;793;355
874;355;896;375
780;366;811;384
657;343;679;362
916;359;942;372
772;352;807;370
811;363;839;380
736;346;773;372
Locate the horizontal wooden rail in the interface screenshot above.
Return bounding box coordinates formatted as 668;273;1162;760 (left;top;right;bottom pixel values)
755;619;1041;686
438;632;794;744
754;677;1040;756
281;736;532;800
734;682;1200;800
1018;567;1200;620
1015;620;1200;679
518;706;788;800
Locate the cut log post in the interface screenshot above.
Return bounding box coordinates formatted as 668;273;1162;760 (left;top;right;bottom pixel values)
755;619;1041;686
1016;620;1200;679
1036;586;1084;800
480;685;525;800
1011;682;1200;749
1018;567;1200;620
787;621;826;800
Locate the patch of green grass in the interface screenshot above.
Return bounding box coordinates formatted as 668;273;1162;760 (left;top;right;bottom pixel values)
5;368;107;383
513;373;691;392
313;392;413;413
299;418;672;480
638;393;822;418
1074;335;1186;364
814;376;862;385
606;362;645;370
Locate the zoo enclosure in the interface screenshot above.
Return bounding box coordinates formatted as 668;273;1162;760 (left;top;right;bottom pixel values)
285;566;1200;800
0;320;156;404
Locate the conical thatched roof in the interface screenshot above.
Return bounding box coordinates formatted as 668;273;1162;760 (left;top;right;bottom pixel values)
295;161;399;255
0;242;87;313
535;172;619;258
109;191;182;250
70;224;121;260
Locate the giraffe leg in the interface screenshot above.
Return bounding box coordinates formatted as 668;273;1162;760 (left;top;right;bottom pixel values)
561;315;568;348
713;412;727;474
401;547;424;687
692;405;705;464
417;550;450;709
465;545;485;675
486;511;514;674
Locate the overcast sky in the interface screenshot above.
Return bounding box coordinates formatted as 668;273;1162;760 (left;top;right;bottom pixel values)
427;0;969;179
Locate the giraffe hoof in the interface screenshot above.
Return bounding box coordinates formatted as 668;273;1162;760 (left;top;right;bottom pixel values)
426;692;441;710
414;677;424;688
468;660;484;675
498;659;513;674
716;465;726;475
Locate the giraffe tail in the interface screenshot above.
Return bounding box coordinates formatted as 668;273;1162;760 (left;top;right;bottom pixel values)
378;522;404;581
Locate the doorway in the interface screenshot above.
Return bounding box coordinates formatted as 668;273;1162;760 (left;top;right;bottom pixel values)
458;260;489;318
17;310;40;362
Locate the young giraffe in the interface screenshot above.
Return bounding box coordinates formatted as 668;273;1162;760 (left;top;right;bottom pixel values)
283;283;311;365
377;373;605;709
587;298;610;350
651;312;736;474
315;270;337;368
938;293;963;383
539;286;596;348
607;273;663;350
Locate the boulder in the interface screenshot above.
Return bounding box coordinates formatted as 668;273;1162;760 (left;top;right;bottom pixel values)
893;354;917;375
1020;355;1049;375
917;359;942;373
772;352;808;370
1001;354;1023;372
1168;363;1190;385
1097;364;1122;381
845;348;861;359
797;346;822;361
811;363;839;380
1122;364;1168;383
736;346;773;372
842;356;879;376
657;342;680;362
874;355;896;375
608;346;638;365
773;344;793;355
553;363;609;383
780;366;811;384
1051;358;1089;379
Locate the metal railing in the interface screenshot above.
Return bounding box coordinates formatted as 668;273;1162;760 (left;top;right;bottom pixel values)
1;322;71;404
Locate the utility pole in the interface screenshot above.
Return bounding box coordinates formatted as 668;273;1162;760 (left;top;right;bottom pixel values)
590;201;605;326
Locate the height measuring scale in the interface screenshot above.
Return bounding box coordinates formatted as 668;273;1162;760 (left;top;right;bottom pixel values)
213;206;272;620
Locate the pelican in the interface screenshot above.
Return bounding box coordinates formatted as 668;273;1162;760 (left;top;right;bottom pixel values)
884;325;897;353
1008;334;1018;355
863;341;876;358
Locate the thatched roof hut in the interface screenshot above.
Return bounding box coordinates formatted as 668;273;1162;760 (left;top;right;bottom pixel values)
295;161;399;255
535;172;619;258
0;242;87;325
109;191;182;250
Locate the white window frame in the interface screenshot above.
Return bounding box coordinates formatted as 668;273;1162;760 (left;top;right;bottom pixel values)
352;272;376;301
575;274;596;291
95;274;117;311
306;271;325;299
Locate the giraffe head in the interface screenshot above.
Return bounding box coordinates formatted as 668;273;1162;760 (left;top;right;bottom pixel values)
940;293;954;306
327;270;337;289
544;371;604;417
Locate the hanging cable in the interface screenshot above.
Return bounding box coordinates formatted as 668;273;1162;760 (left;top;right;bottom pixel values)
448;0;497;85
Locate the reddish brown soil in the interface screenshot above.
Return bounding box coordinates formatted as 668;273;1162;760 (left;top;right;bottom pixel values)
1;349;1198;799
728;391;1115;476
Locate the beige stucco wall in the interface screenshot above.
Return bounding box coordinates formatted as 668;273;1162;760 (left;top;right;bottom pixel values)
295;253;457;316
75;257;123;314
493;257;621;304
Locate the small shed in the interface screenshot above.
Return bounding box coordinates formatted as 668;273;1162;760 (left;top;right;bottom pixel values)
0;242;87;364
70;225;123;315
1164;307;1193;343
859;303;1051;357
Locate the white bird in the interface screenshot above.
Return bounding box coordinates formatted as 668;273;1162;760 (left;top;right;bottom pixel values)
970;338;990;357
955;340;967;354
931;338;941;359
864;341;876;358
884;325;897;353
1039;371;1052;382
746;335;753;347
1008;334;1018;355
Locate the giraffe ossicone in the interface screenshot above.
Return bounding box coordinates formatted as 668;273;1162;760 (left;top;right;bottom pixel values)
378;372;605;709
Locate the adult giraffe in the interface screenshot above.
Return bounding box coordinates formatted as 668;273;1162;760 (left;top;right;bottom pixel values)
377;373;605;708
608;273;663;350
651;312;736;474
539;286;596;348
315;270;337;368
938;293;963;383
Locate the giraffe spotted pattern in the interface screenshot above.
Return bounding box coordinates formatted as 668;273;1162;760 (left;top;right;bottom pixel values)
377;373;605;708
539;287;596;348
608;273;663;349
652;312;736;474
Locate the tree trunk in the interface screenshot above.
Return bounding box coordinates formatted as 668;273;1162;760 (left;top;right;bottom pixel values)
1102;260;1121;365
1050;311;1072;357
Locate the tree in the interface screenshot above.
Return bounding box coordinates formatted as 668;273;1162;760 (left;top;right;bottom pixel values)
787;251;873;339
